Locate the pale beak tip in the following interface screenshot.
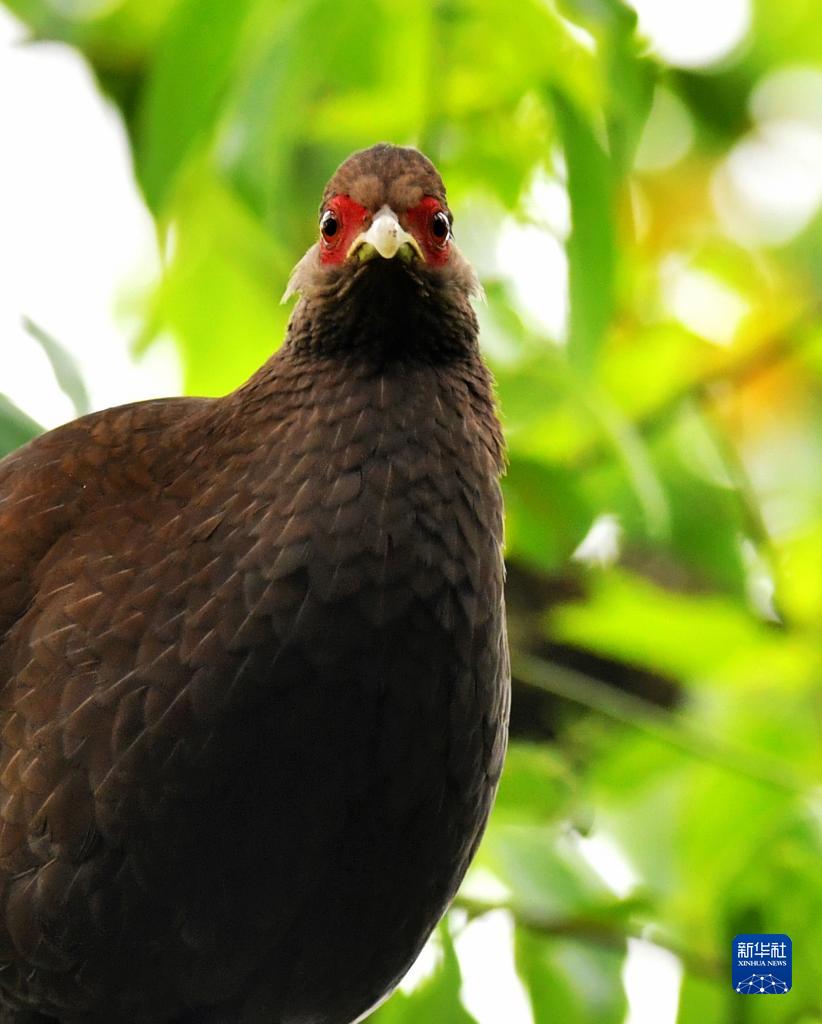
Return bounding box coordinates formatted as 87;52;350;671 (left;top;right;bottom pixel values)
346;206;423;262
366;213;406;259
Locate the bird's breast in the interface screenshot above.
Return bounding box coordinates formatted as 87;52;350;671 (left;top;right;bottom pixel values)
225;361;504;680
188;365;509;1021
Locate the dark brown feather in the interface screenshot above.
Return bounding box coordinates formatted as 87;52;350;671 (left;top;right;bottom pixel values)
0;144;508;1023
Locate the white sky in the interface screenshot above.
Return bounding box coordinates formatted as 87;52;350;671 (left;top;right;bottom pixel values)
630;0;751;68
0;8;180;429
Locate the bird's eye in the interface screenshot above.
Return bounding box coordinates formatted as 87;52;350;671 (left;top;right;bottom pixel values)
431;211;450;242
320;210;339;240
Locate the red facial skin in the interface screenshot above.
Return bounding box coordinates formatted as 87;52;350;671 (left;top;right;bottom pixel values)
319;194;452;267
403;196;451;267
319;195;369;265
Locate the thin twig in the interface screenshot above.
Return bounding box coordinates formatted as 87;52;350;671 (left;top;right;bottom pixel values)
453;895;725;982
513;654;807;795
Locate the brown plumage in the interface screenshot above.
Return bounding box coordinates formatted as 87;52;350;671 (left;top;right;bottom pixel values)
0;144;509;1024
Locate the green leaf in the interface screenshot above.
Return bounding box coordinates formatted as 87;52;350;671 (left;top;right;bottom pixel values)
493;743;576;825
23;318;91;416
0;0;178;70
221;0;388;233
676;973;725;1024
0;395;43;458
372;921;478;1024
142;168;291;395
546;570;803;688
516;928;627;1024
579;381;671;539
136;0;255;212
651;405;749;595
517;927;586;1024
470;823;619;920
551;89;616;375
504;456;593;571
558;0;655;174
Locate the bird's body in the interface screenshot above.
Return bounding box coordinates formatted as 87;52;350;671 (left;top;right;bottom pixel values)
0;145;508;1023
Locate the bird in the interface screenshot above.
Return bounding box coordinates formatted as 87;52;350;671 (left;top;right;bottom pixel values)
0;143;509;1024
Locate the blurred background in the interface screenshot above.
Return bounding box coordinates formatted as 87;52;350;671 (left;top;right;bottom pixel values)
0;0;820;1020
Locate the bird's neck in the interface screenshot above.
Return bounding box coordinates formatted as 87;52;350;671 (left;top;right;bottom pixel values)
282;259;480;368
226;309;504;481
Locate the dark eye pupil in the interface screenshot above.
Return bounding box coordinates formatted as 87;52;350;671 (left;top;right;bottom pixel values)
432;211;449;240
321;211;338;238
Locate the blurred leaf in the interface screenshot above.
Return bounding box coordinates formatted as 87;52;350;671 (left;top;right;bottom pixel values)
547;570;816;689
371;922;478;1024
517;928;627;1024
222;0;387;235
136;0;255;212
676;973;726;1024
142;167;290;394
471;823;622;920
558;0;655;174
651;403;750;594
23;317;91;416
673;771;802;933
581;384;671;538
517;928;585;1024
0;395;42;457
493;743;576;824
600;323;705;423
504;456;593;570
1;0;179;68
552;89;616;375
779;519;822;626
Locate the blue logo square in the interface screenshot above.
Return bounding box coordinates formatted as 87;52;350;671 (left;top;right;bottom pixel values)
732;934;791;993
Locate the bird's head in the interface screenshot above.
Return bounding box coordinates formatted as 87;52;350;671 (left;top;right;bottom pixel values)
284;144;482;363
316;144;452;269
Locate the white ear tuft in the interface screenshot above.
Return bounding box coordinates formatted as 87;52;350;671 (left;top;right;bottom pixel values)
281;246;317;304
460;252;486;304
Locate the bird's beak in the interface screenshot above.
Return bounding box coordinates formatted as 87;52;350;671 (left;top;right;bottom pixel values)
348;205;423;263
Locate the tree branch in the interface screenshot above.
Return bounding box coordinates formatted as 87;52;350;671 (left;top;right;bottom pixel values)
513;654;807;795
